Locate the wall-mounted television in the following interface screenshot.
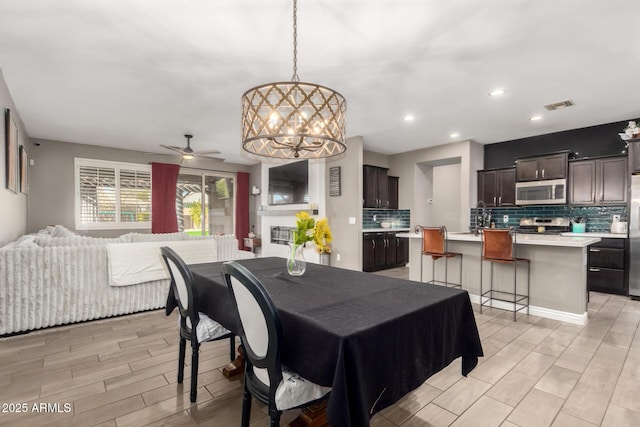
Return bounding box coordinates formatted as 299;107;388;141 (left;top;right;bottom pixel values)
268;160;309;205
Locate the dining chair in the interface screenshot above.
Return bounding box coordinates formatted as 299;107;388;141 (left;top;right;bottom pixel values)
222;261;331;427
419;225;463;288
479;229;530;321
160;247;235;403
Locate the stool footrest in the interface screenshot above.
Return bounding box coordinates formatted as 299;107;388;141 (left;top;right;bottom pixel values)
480;290;529;313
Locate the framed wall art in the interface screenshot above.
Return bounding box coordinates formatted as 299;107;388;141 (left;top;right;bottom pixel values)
19;144;27;194
5;108;18;193
329;166;341;197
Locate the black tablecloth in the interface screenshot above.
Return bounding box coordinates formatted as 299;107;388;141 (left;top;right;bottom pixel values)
166;257;483;426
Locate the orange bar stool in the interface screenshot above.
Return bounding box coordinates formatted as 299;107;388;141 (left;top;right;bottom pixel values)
480;229;530;321
419;226;462;288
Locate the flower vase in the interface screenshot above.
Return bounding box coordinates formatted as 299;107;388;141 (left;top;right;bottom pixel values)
287;243;306;276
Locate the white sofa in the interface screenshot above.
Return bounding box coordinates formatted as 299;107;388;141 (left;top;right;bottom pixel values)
0;226;254;335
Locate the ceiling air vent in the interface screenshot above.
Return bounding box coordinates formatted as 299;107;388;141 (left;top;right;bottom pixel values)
544;100;575;111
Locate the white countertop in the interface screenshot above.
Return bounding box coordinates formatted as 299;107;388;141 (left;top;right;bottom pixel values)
363;228;411;233
561;232;627;239
396;231;601;247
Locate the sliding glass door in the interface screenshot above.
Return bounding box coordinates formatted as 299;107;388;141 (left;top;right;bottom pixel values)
176;170;235;236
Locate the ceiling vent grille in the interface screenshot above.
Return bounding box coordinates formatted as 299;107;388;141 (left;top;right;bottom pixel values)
544;100;575;111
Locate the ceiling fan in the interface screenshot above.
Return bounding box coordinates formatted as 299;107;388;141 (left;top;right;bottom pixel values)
160;134;224;162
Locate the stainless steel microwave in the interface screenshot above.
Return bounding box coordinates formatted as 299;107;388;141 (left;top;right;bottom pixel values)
515;178;566;205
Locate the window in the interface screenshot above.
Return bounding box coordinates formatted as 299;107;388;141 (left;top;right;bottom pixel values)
176;170;235;236
75;158;151;230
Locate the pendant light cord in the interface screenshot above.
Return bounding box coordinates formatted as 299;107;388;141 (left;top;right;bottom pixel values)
291;0;300;82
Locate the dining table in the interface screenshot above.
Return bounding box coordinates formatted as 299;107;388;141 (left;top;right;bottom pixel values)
166;257;483;426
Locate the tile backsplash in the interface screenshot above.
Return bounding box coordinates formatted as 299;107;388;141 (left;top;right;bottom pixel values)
362;209;411;229
469;205;628;232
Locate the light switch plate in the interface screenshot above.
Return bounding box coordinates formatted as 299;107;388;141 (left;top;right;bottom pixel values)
503;215;509;223
348;217;356;225
613;215;621;222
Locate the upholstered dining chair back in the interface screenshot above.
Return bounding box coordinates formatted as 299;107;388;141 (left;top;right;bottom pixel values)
223;261;283;401
161;246;235;403
223;261;331;427
422;226;446;257
482;229;515;261
161;247;198;334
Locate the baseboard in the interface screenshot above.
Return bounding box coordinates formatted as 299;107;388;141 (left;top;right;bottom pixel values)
468;293;588;326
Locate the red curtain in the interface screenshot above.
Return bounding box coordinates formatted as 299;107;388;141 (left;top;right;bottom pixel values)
235;172;250;250
151;162;180;234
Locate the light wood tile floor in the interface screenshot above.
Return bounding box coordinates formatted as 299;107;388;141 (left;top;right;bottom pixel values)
2;267;640;426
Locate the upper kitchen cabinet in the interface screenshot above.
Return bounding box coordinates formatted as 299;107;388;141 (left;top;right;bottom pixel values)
363;165;392;208
477;168;516;207
569;156;628;205
516;152;568;181
629;142;640;174
388;176;399;210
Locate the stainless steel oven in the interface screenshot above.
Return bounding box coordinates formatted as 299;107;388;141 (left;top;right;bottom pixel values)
515;178;566;205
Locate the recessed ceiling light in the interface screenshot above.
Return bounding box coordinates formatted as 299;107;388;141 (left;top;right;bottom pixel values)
404;114;415;122
449;133;459;138
489;89;505;97
529;115;543;121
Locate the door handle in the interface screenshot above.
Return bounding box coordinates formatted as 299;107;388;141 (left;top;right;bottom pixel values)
498;196;502;206
542;168;545;178
535;169;538;179
372;241;375;249
589;248;600;252
493;196;496;206
589;268;601;272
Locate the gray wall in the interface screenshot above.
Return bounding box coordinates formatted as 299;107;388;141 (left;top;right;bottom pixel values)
28;138;252;237
0;69;29;246
326;136;364;271
389;140;484;232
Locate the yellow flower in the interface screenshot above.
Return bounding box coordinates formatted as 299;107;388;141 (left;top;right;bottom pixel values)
313;218;332;254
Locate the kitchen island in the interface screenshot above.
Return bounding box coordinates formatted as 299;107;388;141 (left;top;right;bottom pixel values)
397;231;602;325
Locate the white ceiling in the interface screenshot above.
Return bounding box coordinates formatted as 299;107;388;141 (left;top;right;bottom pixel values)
1;0;639;165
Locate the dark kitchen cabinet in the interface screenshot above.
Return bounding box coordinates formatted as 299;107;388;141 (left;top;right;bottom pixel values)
363;232;407;271
363;165;390;208
516;152;568;181
395;236;409;267
569;156;627;205
477;168;516;207
629;142;640;174
388;176;399;210
588;238;629;295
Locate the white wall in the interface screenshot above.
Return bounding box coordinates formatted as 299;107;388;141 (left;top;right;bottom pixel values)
0;69;28;246
432;163;461;230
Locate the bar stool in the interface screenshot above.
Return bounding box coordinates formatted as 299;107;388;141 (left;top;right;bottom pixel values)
419;225;462;288
480;229;530;321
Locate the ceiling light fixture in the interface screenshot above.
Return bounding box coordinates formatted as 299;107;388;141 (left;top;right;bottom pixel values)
241;0;347;159
404;114;415;122
529;115;543;121
449;133;459;138
489;89;505;97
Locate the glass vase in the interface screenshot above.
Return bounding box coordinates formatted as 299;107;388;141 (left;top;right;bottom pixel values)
287;243;306;276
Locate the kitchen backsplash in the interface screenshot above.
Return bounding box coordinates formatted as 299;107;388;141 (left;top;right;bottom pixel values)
469;205;628;232
362;209;411;229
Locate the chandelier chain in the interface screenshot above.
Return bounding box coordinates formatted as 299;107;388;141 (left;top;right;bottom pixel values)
292;0;300;82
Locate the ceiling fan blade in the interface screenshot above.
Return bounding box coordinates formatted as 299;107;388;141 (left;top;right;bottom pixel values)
193;149;222;155
160;144;186;154
197;154;226;162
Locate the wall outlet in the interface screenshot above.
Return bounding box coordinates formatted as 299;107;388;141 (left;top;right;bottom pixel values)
373;215;377;222
336;254;341;262
613;215;621;222
503;215;509;223
348;217;356;225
